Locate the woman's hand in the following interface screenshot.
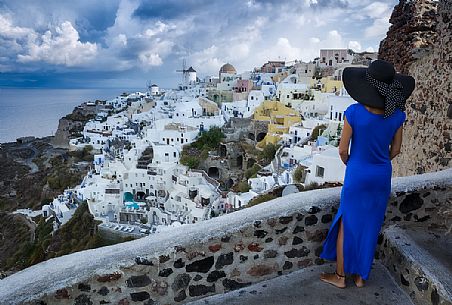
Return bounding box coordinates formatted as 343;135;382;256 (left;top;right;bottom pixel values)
390;126;403;160
338;117;352;165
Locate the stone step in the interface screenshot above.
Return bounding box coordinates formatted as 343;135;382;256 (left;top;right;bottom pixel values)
185;261;414;305
377;224;452;305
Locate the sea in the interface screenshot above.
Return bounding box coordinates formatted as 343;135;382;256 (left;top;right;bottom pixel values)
0;88;141;143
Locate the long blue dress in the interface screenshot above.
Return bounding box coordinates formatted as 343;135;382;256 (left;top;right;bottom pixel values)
319;102;406;280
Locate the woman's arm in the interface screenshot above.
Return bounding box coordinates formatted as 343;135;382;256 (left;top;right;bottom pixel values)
338;117;352;165
390;126;403;160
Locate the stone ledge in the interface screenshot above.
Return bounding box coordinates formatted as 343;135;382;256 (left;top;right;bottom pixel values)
378;225;452;305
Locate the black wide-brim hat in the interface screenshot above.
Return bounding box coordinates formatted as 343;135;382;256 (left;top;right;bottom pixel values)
343;60;415;109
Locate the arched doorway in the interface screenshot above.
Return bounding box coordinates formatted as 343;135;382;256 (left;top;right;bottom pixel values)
208;167;220;179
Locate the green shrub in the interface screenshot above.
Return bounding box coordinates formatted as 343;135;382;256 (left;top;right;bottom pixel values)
180;155;200;169
245;164;261;179
192;126;225;150
293;166;304;183
234;181;251;193
247;193;277;207
259;143;277;165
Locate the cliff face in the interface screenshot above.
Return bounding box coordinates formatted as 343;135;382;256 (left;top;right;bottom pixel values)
379;0;438;73
379;0;452;176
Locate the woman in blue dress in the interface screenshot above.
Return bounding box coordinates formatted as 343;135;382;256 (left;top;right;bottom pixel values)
319;60;415;288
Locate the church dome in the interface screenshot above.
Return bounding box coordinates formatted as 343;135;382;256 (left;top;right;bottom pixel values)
219;63;236;74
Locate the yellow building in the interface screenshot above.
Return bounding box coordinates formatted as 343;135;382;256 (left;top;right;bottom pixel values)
253;101;301;147
310;77;344;93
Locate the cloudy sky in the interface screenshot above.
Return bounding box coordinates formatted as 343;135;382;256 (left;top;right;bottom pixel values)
0;0;397;89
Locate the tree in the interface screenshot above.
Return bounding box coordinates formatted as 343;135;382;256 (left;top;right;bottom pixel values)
293;166;305;183
259;143;277;165
192;126;225;150
310;124;327;142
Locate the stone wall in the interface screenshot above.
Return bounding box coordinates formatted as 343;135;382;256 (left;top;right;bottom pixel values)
379;0;451;176
0;169;450;305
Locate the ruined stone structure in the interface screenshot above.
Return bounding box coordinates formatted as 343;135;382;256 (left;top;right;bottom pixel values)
379;0;451;176
0;169;450;305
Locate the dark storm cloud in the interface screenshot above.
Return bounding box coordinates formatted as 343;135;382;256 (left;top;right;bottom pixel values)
132;0;216;20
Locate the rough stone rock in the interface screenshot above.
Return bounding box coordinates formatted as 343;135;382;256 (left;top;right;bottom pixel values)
78;283;91;292
283;261;293;270
98;287;109;296
174;245;186;253
285;247;310;258
247;264;274;277
279;216;293;224
254;230;268;238
174;290;187;302
265;237;273;243
159;255;170;264
186;251;206;260
254;220;262;228
74;294;93;305
172;274;191;291
399;193;423;213
174;258;185;268
414;276;429;291
55;288;70;299
267;218;277;227
234;242;245;252
298;258;312;268
117;298;129;305
193;274;203;281
275;227;288;234
207;270;226;282
240;255;248;262
292;236;304;245
231;268;241;277
150;279;168;296
136;257;154;265
158;268;173;277
305;215;318;226
305;229;328;242
321;214;332;223
400;273;410;286
97;273;121;283
221;235;231;242
126;275;151;288
215;252;234;269
293;226;304;234
188;284;215;297
264;250;278;258
208;244;222;252
308;206;321;214
248;243;263;252
186;256;214;273
222;279;251;291
130;291;150;302
278;236;289;246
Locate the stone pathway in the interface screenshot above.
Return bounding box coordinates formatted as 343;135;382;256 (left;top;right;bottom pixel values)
186;261;414;305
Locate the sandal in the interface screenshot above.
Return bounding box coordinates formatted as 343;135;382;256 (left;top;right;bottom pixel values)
320;270;346;289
